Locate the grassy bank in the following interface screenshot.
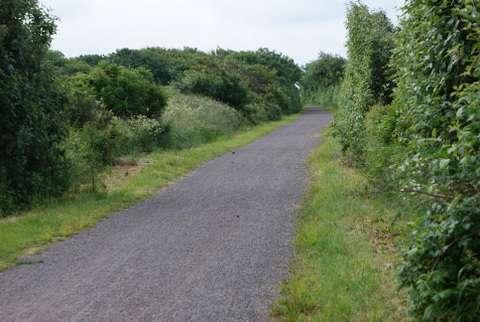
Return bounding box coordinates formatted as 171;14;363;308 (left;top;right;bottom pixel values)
0;115;299;271
274;131;408;321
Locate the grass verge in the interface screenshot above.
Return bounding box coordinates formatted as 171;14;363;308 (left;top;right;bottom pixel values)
273;131;408;321
0;114;299;271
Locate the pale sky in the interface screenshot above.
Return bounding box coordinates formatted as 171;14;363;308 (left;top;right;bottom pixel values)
40;0;404;65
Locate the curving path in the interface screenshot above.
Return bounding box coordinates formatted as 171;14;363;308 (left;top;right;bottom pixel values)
0;108;330;322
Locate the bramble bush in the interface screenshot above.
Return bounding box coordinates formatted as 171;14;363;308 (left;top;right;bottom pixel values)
105;47;302;123
65;110;165;192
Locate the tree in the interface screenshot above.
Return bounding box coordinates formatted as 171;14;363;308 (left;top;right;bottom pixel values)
0;0;70;214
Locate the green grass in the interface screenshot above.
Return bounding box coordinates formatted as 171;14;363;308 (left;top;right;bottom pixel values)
273;131;408;322
0;114;299;271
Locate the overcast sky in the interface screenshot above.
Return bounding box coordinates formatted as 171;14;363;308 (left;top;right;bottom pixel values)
40;0;404;65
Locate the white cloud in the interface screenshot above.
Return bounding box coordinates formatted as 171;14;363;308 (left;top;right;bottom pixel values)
40;0;404;64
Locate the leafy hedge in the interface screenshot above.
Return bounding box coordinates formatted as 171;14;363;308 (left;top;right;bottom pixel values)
336;1;480;320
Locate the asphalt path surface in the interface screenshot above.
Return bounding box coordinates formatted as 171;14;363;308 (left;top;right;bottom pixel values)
0;108;330;322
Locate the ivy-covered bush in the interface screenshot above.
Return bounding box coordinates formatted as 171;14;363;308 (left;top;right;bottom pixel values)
390;1;480;320
333;2;395;163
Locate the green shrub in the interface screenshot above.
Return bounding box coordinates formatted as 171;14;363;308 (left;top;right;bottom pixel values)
162;93;247;148
44;50;92;77
64;109;120;191
71;63;167;118
0;0;70;215
303;84;341;108
228;48;303;86
226;49;303;115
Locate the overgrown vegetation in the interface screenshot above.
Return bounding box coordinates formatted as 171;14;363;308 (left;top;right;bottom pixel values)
0;0;302;216
330;1;480;321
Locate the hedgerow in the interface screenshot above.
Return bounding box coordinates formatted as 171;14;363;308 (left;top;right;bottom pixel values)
336;1;480;320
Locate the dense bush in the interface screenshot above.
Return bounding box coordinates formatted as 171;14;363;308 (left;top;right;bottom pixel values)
71;63;167;118
333;3;395;163
162;93;246;148
0;0;70;214
301;52;346;107
390;1;480;320
175;62;250;111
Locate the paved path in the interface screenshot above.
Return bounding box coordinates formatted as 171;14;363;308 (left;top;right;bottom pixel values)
0;109;330;322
